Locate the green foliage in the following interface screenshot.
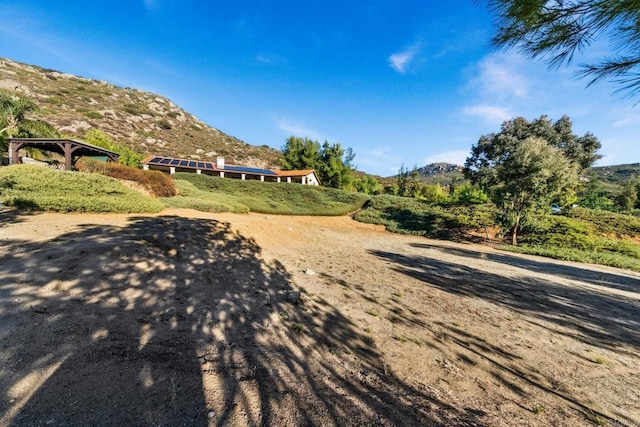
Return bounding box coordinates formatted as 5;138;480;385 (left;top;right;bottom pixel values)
83;129;143;167
466;122;584;244
579;178;614;210
354;194;496;238
417;183;449;203
79;159;177;197
615;177;639;212
280;136;355;189
0;165;163;213
164;173;369;215
85;111;104;120
485;0;640;97
452;183;489;204
157;119;172;130
123;103;153;116
349;174;383;195
511;208;640;270
0;91;59;151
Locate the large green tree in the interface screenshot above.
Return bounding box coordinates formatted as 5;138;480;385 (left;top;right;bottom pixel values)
484;0;640;96
281;136;355;189
488;137;577;244
465;115;600;189
0;91;58;151
464;116;598;244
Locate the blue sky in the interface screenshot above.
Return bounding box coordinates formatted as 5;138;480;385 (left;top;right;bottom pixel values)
1;1;639;176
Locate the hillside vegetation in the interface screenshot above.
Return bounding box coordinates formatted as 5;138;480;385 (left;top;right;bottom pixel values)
0;165;368;216
0;165;163;213
0;57;282;168
164;173;369;215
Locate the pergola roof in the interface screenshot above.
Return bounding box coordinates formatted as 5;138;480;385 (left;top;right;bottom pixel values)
9;138;119;170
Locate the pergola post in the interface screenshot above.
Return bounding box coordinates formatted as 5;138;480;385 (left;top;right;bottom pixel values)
9;140;18;165
64;141;72;170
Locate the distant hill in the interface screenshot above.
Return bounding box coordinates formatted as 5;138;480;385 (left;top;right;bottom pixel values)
587;163;640;186
0;57;282;168
384;162;464;185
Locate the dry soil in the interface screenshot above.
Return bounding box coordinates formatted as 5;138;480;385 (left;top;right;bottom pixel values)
0;209;638;426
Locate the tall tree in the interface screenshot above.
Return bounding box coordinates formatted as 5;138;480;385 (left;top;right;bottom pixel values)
484;0;640;96
616;177;639;212
280;136;322;171
465;115;600;189
280;136;355;189
464;116;595;244
0;91;57;151
491;137;577;244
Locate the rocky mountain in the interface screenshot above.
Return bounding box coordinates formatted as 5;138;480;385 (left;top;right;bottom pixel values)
416;162;463;175
0;57;282;168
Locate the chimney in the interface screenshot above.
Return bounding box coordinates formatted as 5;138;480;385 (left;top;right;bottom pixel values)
216;156;225;169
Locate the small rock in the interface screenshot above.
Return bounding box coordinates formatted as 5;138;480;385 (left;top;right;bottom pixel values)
304;268;316;276
286;291;302;304
207;411;215;418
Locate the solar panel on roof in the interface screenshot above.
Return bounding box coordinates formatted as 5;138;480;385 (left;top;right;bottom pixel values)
170;159;179;165
160;158;171;164
224;165;276;175
197;162;205;169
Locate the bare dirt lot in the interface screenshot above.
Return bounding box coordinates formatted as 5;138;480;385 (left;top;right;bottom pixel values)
0;209;639;426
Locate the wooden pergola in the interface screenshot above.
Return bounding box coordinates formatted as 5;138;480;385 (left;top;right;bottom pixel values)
8;138;119;170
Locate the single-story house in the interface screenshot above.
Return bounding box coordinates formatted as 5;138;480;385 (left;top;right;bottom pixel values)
142;155;320;186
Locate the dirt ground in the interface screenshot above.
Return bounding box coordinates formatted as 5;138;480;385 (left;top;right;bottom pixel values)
0;209;638;427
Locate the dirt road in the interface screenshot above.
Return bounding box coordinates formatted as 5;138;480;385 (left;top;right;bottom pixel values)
1;209;638;426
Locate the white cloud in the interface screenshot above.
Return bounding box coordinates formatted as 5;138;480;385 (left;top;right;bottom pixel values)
357;147;404;176
612;110;640;128
472;52;528;99
463;105;511;125
255;53;287;66
274;116;324;140
388;41;422;74
422;150;470;166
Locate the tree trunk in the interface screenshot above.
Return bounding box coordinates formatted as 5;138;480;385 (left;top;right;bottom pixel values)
511;212;521;245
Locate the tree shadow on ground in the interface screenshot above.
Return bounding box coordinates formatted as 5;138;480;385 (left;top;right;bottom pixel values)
410;243;640;294
370;247;640;353
0;208;35;228
0;216;484;426
368;246;640;426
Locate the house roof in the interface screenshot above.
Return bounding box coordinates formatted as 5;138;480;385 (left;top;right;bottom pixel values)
274;169;316;177
142;156;279;176
143;156;318;181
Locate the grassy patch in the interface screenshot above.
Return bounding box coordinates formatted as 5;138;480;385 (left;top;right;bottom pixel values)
0;165;163;213
161;180;250;213
354;194;496;238
164;173;369;215
497;244;640;272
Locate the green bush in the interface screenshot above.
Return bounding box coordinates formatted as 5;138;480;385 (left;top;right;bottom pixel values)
157;119;172;130
354;194;497;238
85;111;104;120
